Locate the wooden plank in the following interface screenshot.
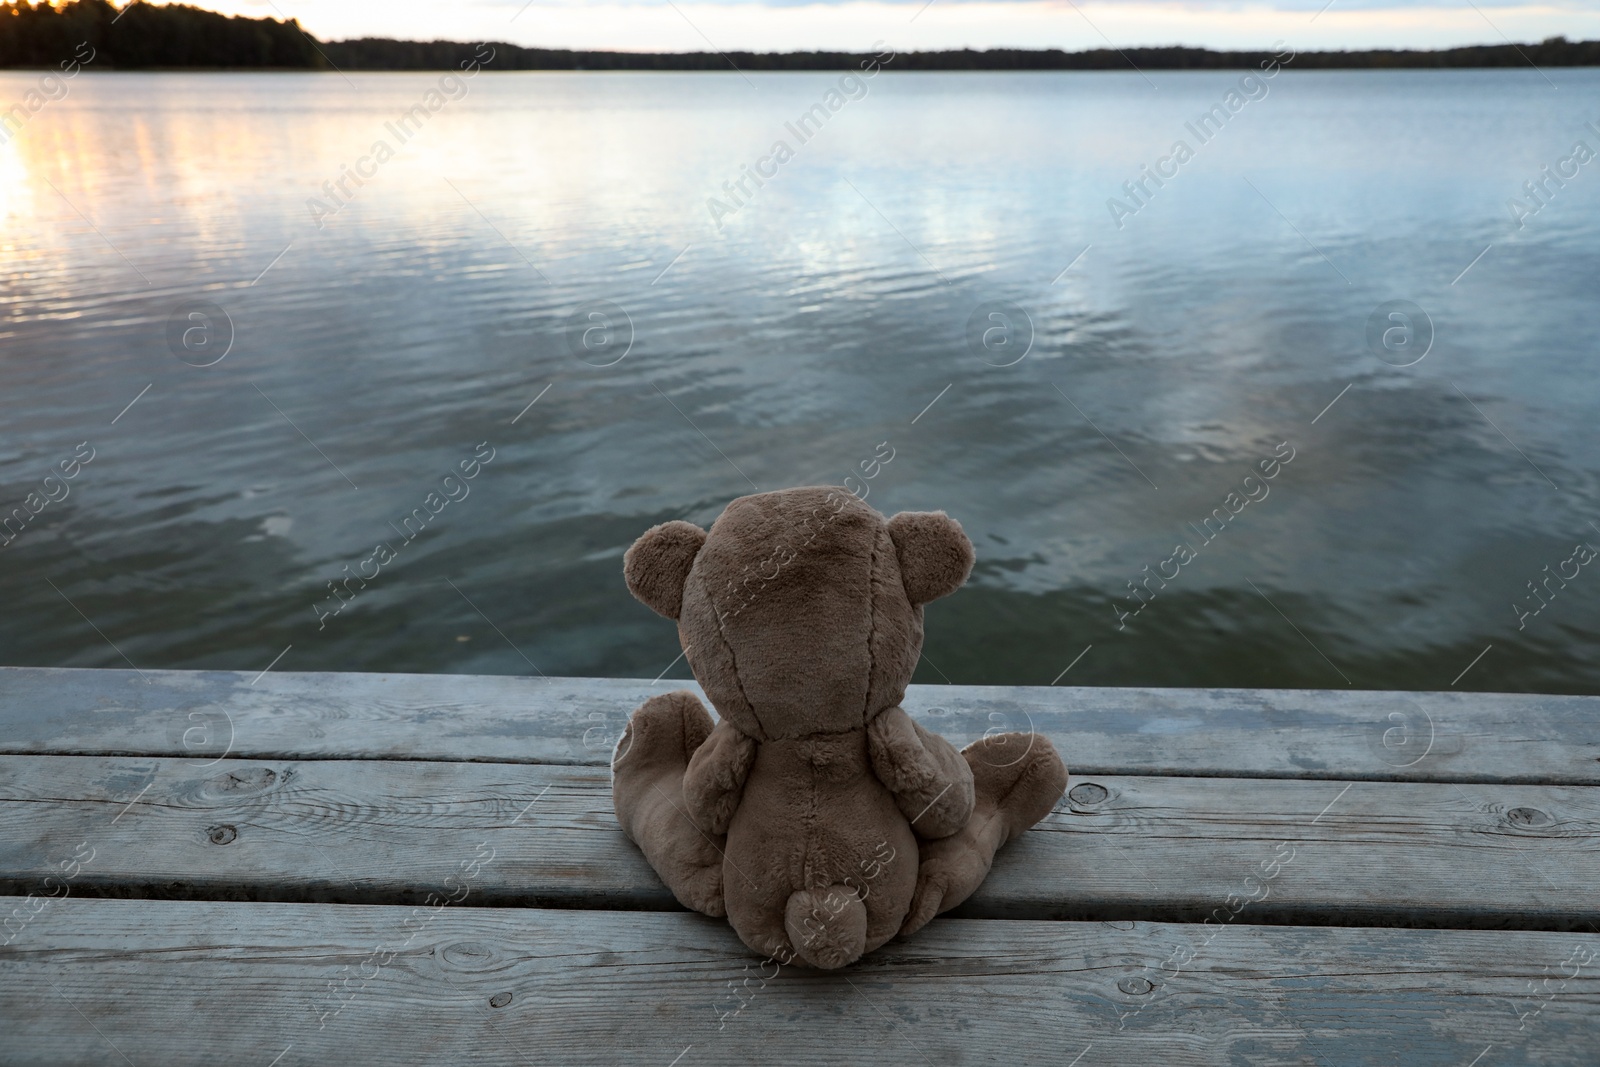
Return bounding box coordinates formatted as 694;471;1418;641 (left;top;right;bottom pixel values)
3;755;1596;929
2;898;1595;1065
3;666;1598;782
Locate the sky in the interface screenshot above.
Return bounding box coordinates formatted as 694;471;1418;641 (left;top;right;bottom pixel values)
212;0;1600;53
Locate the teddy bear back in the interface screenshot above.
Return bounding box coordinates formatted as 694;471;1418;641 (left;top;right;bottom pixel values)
623;487;975;742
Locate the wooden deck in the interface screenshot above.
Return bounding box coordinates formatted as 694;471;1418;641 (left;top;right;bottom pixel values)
2;667;1596;1064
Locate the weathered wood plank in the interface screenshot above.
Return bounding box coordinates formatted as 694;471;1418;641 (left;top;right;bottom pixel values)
3;666;1598;782
2;898;1595;1066
3;755;1595;929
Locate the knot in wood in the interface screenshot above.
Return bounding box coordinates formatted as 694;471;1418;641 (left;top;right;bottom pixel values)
1068;783;1109;807
1118;975;1155;995
489;992;513;1009
202;767;276;799
1506;806;1553;829
207;824;237;845
441;941;498;971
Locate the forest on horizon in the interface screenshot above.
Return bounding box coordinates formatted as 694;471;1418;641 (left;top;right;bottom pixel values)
3;0;1599;71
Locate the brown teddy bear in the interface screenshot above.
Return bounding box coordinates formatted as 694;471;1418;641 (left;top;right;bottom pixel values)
612;486;1067;968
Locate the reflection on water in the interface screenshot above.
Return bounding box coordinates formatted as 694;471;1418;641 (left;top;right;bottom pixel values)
2;68;1598;693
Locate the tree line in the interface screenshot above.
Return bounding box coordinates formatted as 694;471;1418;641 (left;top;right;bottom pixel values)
3;0;1599;70
0;1;318;68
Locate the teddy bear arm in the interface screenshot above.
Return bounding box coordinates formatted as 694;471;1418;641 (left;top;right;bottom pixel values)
866;706;976;840
682;719;758;835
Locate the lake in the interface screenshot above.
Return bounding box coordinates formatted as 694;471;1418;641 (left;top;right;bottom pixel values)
2;66;1598;693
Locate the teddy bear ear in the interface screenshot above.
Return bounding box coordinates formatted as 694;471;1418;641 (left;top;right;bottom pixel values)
624;520;708;619
886;510;975;606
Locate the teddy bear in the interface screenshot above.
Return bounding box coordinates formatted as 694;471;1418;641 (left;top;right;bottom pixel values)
612;486;1067;969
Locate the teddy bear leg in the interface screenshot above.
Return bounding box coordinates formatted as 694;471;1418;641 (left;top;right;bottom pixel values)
725;882;800;967
898;732;1067;937
611;689;728;917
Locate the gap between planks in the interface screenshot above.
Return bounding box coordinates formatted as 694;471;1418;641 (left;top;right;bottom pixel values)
2;755;1596;933
4;668;1598;784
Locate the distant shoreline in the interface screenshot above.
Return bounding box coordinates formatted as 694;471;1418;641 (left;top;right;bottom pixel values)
1;3;1598;72
316;40;1600;73
4;64;1596;75
4;42;1600;73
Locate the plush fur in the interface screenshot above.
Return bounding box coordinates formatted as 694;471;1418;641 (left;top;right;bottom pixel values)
612;487;1068;968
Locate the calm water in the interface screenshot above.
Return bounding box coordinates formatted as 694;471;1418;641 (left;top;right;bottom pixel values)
2;68;1598;693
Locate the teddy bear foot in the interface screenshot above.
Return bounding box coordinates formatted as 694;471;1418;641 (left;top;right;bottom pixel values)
899;732;1067;937
612;689;729;918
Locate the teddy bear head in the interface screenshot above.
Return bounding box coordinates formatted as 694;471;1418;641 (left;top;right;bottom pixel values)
624;487;974;740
